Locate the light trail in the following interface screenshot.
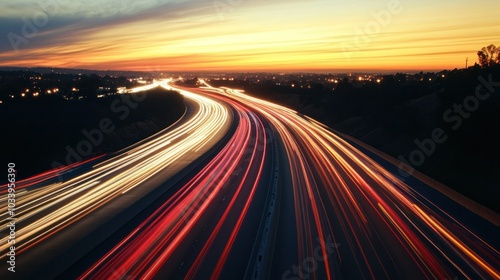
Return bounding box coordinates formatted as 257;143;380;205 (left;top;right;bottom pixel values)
78;81;499;279
0;81;231;258
196;82;499;279
2;79;497;279
79;86;270;279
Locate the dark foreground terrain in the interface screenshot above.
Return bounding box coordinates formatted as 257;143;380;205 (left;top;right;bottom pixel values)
1;86;185;179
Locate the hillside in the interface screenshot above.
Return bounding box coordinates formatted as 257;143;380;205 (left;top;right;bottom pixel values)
1;86;185;179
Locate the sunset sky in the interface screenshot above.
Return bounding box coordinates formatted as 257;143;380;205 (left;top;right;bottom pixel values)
1;0;499;72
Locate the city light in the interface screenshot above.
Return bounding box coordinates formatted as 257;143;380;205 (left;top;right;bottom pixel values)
1;0;498;277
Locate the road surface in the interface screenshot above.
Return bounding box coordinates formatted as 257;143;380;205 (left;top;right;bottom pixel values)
1;80;498;279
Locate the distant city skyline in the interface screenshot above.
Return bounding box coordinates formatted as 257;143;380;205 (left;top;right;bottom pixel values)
1;0;499;72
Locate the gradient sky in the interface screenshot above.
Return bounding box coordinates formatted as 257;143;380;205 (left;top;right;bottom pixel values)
1;0;499;72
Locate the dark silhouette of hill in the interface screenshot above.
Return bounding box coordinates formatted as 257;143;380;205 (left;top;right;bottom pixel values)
210;65;500;212
1;87;185;179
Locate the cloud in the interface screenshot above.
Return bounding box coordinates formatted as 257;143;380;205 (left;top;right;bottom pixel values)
0;0;215;54
1;0;500;71
0;0;190;18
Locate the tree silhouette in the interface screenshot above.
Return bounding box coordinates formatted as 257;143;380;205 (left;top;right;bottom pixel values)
477;44;500;67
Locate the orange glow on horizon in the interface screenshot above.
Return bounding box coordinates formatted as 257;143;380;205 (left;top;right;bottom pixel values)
1;0;499;72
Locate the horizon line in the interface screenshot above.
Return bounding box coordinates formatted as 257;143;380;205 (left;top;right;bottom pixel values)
0;65;470;75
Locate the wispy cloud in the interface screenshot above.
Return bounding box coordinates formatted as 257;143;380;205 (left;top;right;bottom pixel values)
1;0;500;71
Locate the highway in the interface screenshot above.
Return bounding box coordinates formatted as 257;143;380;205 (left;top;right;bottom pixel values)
0;81;234;278
195;83;500;279
77;84;277;279
1;80;498;279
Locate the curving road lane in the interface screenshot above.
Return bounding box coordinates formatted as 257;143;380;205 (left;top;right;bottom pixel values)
1;80;498;280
